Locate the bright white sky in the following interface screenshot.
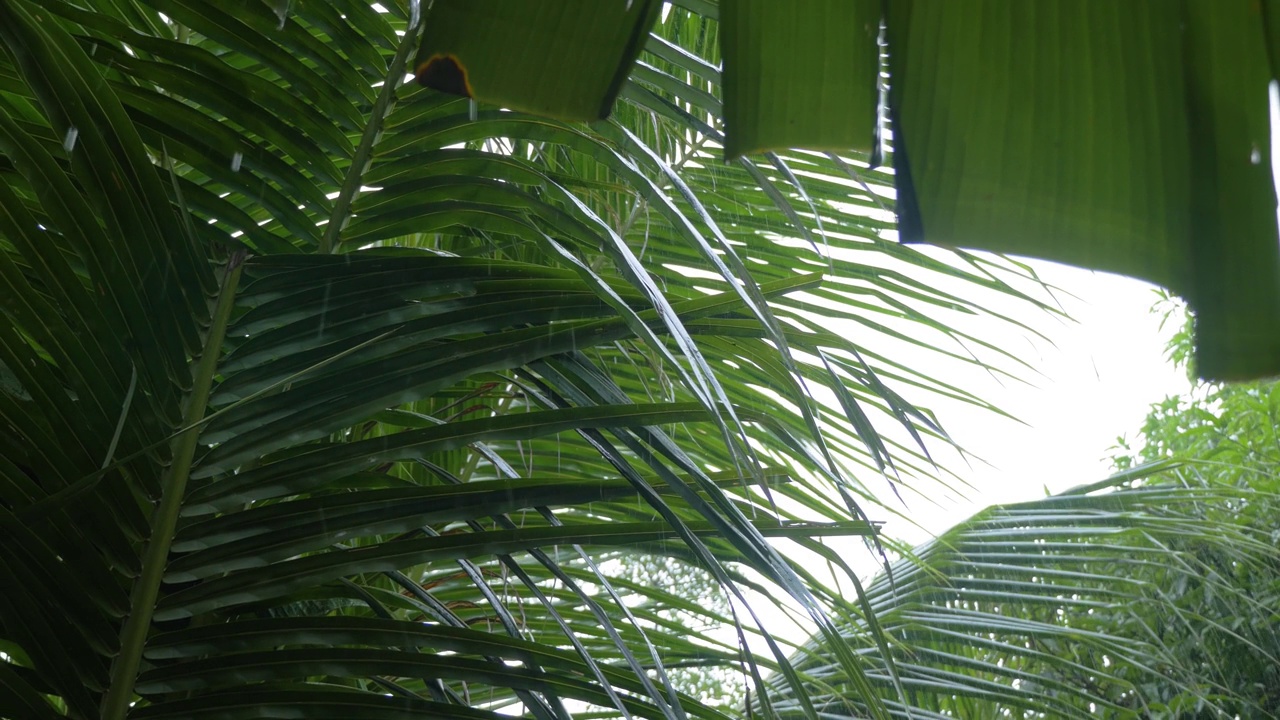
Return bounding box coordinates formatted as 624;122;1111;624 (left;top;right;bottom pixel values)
735;258;1195;665
880;258;1191;546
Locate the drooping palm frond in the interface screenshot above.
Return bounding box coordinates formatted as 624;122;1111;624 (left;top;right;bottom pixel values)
0;1;1053;718
770;461;1280;718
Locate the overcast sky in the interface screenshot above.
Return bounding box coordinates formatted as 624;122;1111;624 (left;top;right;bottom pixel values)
880;257;1191;546
739;257;1195;653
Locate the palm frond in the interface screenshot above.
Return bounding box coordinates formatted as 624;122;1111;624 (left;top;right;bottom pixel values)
771;462;1280;718
0;1;1054;718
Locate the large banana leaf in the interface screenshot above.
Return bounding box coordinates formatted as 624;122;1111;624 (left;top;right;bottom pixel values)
420;0;1280;381
0;1;1050;718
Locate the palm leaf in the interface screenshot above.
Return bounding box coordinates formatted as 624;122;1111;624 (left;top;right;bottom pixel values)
1;1;1049;718
770;462;1280;717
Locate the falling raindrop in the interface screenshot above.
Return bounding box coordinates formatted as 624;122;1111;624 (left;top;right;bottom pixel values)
409;0;420;29
1252;143;1263;165
271;0;289;30
230;151;243;172
62;126;79;153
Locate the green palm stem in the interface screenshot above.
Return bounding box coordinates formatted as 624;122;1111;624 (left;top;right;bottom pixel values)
101;254;245;720
320;20;424;253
